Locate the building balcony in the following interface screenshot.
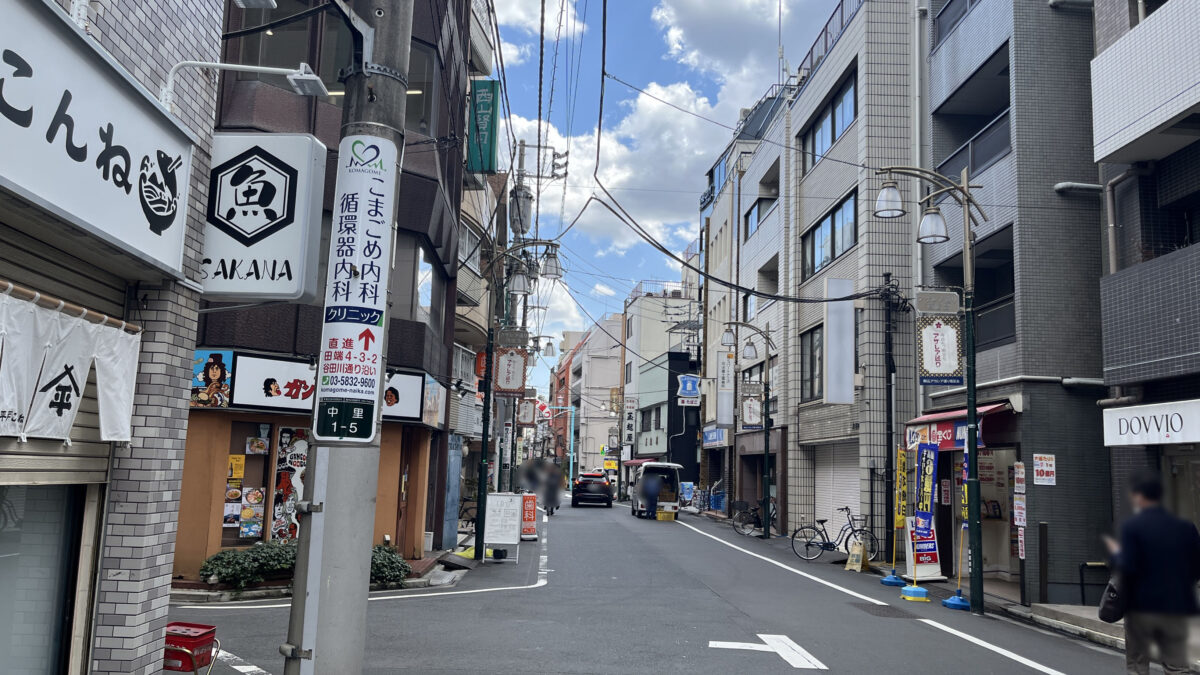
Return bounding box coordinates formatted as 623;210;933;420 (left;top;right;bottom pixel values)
1092;0;1200;163
1101;243;1200;385
457;264;485;307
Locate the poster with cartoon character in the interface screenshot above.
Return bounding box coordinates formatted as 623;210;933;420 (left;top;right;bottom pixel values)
273;427;310;540
190;350;233;408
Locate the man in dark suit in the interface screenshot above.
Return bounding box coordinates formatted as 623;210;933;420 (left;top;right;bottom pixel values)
1107;469;1200;674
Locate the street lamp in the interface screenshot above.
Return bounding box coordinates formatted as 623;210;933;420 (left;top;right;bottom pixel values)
873;180;906;219
723;320;776;540
541;246;563;281
875;166;988;614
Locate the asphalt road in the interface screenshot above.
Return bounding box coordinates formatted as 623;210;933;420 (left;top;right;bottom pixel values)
172;503;1137;674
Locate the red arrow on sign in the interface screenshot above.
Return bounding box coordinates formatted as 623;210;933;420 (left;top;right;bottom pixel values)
358;328;376;351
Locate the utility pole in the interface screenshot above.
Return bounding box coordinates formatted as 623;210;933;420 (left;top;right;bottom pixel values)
282;2;414;673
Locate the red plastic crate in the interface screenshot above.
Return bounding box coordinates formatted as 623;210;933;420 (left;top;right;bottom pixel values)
164;622;216;672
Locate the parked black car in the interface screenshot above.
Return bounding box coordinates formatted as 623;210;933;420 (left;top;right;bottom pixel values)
571;472;613;508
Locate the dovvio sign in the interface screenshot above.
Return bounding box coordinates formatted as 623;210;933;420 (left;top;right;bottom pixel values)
1104;399;1200;446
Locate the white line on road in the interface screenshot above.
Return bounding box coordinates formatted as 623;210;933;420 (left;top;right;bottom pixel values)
709;635;828;669
673;519;887;606
918;619;1067;675
215;649;271;674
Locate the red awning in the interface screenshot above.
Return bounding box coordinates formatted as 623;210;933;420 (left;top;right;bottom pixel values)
623;458;654;467
906;402;1009;425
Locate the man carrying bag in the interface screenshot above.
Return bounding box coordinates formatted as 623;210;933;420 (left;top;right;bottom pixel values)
1105;470;1200;675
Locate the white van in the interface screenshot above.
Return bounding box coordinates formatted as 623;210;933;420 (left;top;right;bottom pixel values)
629;462;683;518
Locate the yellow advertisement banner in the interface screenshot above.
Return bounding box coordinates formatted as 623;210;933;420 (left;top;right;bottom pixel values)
895;446;907;528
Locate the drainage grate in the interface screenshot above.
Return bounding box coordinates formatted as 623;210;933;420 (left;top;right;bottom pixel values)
850;602;919;619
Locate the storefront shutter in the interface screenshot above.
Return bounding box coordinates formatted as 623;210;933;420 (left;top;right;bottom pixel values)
814;442;859;528
0;219;125;483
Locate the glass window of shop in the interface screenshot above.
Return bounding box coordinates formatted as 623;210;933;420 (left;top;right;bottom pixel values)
0;485;84;673
225;3;438;133
222;422;311;547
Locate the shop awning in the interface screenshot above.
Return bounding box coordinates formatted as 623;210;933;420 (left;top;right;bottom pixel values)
623;458;654;467
906;402;1009;425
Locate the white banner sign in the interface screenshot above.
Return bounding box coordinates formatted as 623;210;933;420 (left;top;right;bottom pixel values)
1013;493;1027;527
1103;399;1200;446
0;0;193;276
918;315;963;386
1013;461;1025;494
231;354;316;412
824;278;854;404
24;315;96;440
312;135;397;443
740;394;763;431
623;396;637;446
422;374;446;429
717;352;735;427
493;347;527;397
517;399;536;426
202;133;326;302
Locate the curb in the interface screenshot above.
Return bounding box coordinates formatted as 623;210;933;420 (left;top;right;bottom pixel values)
171;564;456;604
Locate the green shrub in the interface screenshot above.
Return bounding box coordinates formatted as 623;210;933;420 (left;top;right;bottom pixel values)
199;540;296;590
198;541;412;591
370;545;412;585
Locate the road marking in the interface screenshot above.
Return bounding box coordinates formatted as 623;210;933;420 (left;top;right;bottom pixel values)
182;520;553;611
215;649;271;674
709;634;828;669
918;619;1067;674
673;519;887;606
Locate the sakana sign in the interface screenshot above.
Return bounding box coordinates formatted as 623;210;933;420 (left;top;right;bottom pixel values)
0;0;194;276
202;133;326;302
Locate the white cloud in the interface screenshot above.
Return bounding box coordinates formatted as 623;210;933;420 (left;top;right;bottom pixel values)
495;0;585;39
500;40;533;67
591;282;616;297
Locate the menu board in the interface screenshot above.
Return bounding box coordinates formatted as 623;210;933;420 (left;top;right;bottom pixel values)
483;493;522;545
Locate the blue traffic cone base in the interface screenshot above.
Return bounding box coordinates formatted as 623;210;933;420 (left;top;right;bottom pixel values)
881;569;905;587
901;585;930;602
942;589;970;610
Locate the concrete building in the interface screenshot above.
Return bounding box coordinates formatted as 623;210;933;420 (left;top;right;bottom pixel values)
570;315;623;474
177;0;479;581
917;0;1104;600
625;281;699;470
636;352;702;483
700;95;783;501
0;1;220;672
1091;0;1200;533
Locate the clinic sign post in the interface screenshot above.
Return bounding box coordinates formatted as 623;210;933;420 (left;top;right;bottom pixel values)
312;136;398;443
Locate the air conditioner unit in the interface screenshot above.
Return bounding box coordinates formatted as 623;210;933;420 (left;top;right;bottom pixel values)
670;290;682;298
854;373;865;389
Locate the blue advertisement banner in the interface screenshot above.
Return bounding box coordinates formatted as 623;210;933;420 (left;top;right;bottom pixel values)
915;442;939;538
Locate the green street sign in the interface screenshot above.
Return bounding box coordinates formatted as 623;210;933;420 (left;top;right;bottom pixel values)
315;399;375;441
467;80;498;174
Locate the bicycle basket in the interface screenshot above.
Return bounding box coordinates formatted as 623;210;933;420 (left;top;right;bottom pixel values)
851;515;867;528
730;500;750;513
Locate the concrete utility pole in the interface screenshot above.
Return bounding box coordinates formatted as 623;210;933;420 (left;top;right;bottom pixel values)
283;2;414;673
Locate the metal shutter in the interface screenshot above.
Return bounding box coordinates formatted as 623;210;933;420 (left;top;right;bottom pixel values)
0;219;125;483
814;442;859;527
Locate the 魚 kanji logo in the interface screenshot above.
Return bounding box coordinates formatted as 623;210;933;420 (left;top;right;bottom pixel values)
206;146;299;246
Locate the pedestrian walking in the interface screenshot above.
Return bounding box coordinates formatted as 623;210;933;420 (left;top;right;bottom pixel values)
542;465;561;516
1105;469;1200;675
641;473;661;519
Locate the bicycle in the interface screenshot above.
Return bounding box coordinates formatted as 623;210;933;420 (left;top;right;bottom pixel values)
731;498;778;536
458;500;477;531
790;506;880;562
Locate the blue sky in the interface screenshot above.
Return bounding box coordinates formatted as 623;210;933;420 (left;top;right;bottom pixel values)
490;0;835;395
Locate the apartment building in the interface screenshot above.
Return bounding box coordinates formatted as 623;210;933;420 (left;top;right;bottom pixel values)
918;0;1103;600
1091;0;1200;531
570;315;623;473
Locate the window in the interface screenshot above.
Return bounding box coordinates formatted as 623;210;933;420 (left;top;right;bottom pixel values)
626;316;634;338
641;410;652;432
625;361;632;384
417;246;444;330
744;293;757;321
800;73;856;173
801;192;857;281
654;406;662;430
744;198;776;240
800;326;824;402
406;41;437;134
458;227;481;273
936;226;1015;351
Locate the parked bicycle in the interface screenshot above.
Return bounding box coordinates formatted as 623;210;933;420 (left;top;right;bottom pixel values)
731;498;778;536
790;506;880;561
